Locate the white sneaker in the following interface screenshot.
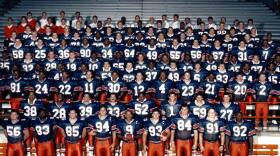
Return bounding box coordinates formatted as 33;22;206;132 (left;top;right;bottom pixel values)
272;120;278;125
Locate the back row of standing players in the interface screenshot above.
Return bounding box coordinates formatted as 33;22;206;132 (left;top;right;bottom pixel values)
2;90;255;156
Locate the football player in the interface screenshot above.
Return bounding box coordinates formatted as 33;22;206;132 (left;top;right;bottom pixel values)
87;106;117;156
75;93;100;119
189;94;212;119
117;110;143;156
78;70;101;100
2;110;29;156
142;109;170;156
47;93;70;155
128;92;156;122
30;71;55;102
31;108;56;156
59;108;87;156
199;109;225;156
198;73;223;103
104;93;127;118
252;73;276;129
170;105;199;156
215;94;240;122
225;112;256;156
6;70;29;109
19;91;45;154
150;70;174;104
128;71;151;99
227;73;251;114
160;92;183;118
176;71;199;103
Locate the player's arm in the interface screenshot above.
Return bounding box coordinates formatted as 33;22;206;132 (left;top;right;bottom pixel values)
82;127;87;140
199;131;204;151
193;129;198;149
23;128;30;141
142;129;148;154
161;128;170;141
111;130;117;152
220;131;225;151
170;129;176;150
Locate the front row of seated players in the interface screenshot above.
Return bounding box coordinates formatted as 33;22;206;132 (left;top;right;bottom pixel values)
1;90;256;156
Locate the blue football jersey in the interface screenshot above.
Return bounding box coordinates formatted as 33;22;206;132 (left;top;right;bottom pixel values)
48;102;70;120
199;81;223;100
215;102;240;122
171;114;199;140
199;119;225;142
144;118;171;143
189;102;213;119
252;82;275;102
2;119;28;143
160;100;183;118
20;100;45;120
30;79;55;99
128;80;151;98
128;99;156;121
59;119;87;143
31;117;56;142
87;115;117;139
225;120;256;142
116;119;143;139
102;78;127;94
75;102;100;119
176;80;199;102
151;79;174;100
104;102;127;118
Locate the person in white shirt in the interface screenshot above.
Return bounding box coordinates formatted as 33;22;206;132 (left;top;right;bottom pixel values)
146;17;155;28
104;17;115;28
171;14;180;29
184;17;194;29
56;10;70;26
89;15;98;28
162;14;170;29
130;15;141;28
207;16;217;30
39;12;48;28
71;11;81;28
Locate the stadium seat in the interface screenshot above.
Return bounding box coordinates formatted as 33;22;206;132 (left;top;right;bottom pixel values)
253;144;279;156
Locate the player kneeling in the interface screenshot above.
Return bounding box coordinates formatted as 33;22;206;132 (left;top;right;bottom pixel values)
170;105;199;156
117;110;143;156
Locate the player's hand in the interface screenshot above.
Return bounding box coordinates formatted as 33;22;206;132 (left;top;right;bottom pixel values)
200;145;205;152
142;145;148;156
160;135;168;142
219;145;224;152
192;144;197;151
170;141;175;151
110;143;115;152
88;129;96;136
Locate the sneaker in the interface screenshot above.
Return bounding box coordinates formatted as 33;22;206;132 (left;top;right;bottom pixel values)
272;120;278;125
